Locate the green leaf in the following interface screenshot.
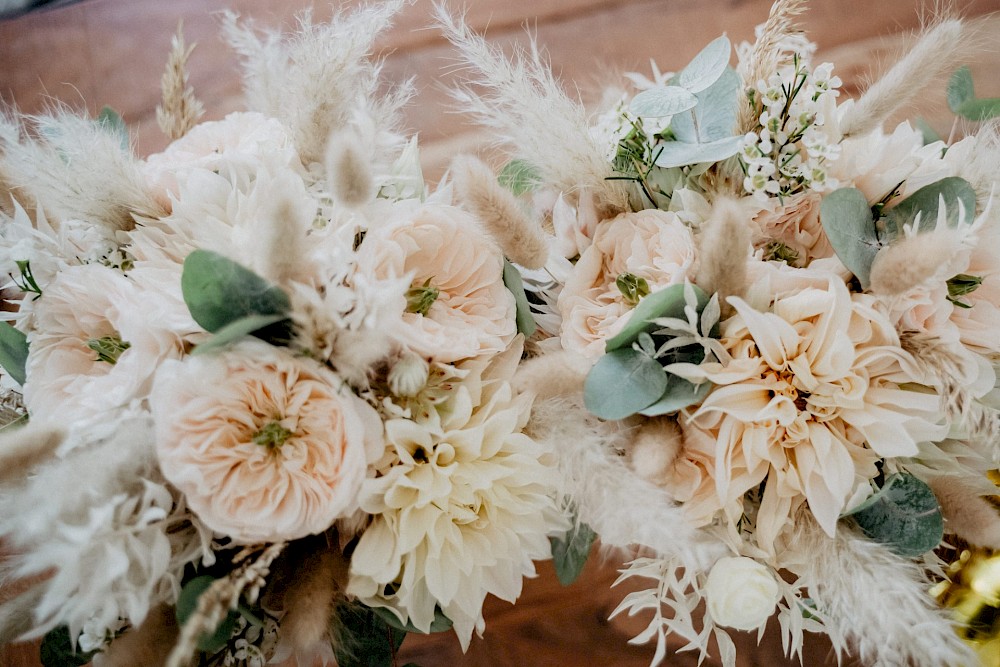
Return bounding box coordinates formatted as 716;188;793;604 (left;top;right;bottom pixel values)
584;348;669;420
96;106;129;151
914;118;942;146
175;575;240;653
671;68;740;144
497;159;541;196
371;606;453;635
550;521;596;586
884;176;977;233
947;66;975;114
677;35;731;94
503;260;536;337
819;188;880;289
334;603;407;667
181;250;292;344
40;626;98;667
0;322;28;386
630;86;699;118
842;473;944;558
638;375;712;416
192;313;290;356
652;135;743;169
605;283;707;352
956;97;1000;121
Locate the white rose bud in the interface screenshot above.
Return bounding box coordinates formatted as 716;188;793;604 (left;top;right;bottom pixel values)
705;556;780;631
388;352;430;397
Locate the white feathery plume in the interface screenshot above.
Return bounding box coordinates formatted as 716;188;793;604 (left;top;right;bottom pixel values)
434;4;629;217
450;154;549;269
222;2;409;166
929;476;1000;550
526;395;724;568
839;19;965;138
788;515;975;667
0;587;44;645
0;108;165;231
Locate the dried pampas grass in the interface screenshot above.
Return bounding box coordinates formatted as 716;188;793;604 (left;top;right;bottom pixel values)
0;586;44;645
156;23;205;142
450;154;548;269
839;18;966;138
435;4;629;218
790;515;974;667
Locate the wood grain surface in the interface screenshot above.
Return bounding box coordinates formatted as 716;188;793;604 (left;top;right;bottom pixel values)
2;0;999;665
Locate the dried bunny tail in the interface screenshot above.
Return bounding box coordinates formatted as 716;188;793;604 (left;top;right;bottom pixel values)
512;350;591;401
0;421;63;484
222;2;408;166
435;4;628;217
166;543;285;667
99;603;178;667
839;18;965;138
790;515;975;667
736;0;809;134
156;22;205;141
695;198;752;318
277;541;350;656
325;129;375;209
929;476;1000;550
900;330;999;447
0;586;44;644
0;107;166;231
450;154;548;269
869;226;967;297
526;395;724;569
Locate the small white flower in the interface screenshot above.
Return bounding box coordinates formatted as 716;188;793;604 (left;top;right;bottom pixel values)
705;556;781;631
387;351;430;397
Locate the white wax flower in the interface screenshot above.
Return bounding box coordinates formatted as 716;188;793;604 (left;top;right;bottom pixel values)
705;556;781;631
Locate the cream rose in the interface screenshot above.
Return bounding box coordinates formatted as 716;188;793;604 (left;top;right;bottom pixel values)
705;556;781;631
151;341;371;543
557;209;697;359
356;203;516;363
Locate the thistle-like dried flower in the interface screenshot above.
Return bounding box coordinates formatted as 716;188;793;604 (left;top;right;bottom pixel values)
156;23;205;141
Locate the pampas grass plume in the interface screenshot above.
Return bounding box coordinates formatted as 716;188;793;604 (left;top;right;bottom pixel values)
325;130;375;209
451;154;548;269
0;421;63;484
695;198;751;316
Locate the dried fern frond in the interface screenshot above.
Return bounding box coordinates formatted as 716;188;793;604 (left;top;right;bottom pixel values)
156;22;205;142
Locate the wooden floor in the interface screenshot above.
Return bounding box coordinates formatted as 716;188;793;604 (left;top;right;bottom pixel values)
2;0;1000;665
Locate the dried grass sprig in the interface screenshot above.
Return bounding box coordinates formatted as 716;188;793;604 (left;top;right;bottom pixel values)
156;23;205;142
166;542;285;667
435;4;629;218
789;514;974;667
839;18;966;138
736;0;809;135
450;154;548;269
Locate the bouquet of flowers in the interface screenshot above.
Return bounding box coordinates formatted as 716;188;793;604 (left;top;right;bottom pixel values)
437;0;1000;665
0;3;568;665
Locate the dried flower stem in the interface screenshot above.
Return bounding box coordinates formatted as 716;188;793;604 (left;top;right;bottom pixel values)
156;23;205;141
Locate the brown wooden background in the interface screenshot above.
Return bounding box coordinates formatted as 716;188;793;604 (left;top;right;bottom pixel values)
2;0;1000;665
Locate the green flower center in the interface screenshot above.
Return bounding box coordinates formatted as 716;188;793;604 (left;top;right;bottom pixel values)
616;272;651;306
252;420;293;450
406;279;440;316
87;335;131;364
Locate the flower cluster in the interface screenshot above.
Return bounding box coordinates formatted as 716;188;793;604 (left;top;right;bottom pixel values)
0;6;565;667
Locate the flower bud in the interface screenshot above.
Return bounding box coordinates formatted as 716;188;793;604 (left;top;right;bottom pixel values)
388;352;429;398
705;556;780;631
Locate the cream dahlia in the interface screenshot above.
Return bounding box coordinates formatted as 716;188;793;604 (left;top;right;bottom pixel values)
150;341;371;544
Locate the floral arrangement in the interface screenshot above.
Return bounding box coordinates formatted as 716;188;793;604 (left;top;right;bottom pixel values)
436;0;1000;665
0;4;568;666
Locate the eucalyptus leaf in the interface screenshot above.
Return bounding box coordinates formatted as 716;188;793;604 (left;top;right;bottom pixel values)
630;86;698;118
96;106;129;151
551;521;597;586
884;176;977;233
605;283;707;352
671;68;740;144
335;603;407;667
498;159;541;196
181;250;292;343
192;313;289;356
40;626;98;667
947;66;975;114
842;473;944;558
371;606;453;635
677;35;732;94
652;135;743;169
503;260;537;337
175;575;240;653
956;97;1000;121
638;375;712;416
819;188;880;289
0;322;28;386
584;348;669;420
914;118;942;146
